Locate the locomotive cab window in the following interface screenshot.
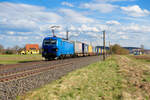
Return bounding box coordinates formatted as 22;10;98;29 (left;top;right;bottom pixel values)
44;40;56;45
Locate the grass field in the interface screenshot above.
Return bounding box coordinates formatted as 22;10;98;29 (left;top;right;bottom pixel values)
0;54;43;65
17;56;123;100
17;55;150;100
131;55;150;64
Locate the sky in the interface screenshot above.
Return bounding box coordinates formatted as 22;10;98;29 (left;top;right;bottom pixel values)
0;0;150;49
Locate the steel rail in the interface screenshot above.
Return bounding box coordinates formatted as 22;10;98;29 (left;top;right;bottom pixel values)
0;62;73;82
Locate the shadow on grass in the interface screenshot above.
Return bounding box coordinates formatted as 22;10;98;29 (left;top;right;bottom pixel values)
144;60;150;62
135;58;150;63
18;60;42;63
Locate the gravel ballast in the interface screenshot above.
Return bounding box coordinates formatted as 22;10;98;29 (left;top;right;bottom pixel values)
0;56;102;100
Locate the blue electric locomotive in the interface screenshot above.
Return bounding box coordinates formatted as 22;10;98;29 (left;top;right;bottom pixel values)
42;36;74;60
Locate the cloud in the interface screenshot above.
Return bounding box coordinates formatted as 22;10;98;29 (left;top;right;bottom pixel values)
61;2;74;7
0;2;96;47
0;2;65;48
121;5;150;17
81;3;118;13
59;8;94;23
7;31;15;35
78;24;99;32
99;22;150;47
106;20;120;25
0;2;62;33
0;2;150;49
120;35;129;39
120;23;150;33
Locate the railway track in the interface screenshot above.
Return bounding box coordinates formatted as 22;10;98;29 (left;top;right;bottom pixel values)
0;62;73;82
0;57;89;76
0;56;102;100
0;61;58;77
0;59;70;76
0;57;78;72
0;56;91;82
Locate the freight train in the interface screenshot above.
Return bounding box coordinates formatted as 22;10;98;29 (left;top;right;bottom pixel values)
42;36;105;60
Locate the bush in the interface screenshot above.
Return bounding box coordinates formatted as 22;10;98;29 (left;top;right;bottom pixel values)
111;44;129;55
0;44;4;54
5;49;14;54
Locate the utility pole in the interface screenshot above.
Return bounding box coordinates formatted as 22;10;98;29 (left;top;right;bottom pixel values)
103;30;106;61
109;41;111;54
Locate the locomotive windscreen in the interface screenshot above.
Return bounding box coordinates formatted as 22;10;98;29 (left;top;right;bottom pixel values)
43;39;56;45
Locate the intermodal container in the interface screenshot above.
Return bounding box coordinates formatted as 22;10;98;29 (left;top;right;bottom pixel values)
99;48;101;54
101;49;104;54
95;47;99;53
74;41;82;54
92;46;96;53
82;43;88;54
88;45;93;53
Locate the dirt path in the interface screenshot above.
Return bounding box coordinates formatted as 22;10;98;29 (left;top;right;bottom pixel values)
115;55;150;100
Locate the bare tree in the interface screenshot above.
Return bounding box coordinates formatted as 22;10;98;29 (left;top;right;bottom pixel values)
39;46;42;54
141;44;144;49
5;47;13;54
141;44;144;54
12;45;20;54
0;44;4;54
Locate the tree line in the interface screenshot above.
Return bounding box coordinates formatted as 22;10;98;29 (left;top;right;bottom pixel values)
0;44;25;54
0;44;43;54
0;44;129;55
110;44;129;55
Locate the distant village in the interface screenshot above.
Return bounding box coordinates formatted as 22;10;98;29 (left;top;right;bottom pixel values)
0;43;149;55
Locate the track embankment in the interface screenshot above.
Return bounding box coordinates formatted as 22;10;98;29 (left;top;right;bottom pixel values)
17;55;150;100
0;56;102;100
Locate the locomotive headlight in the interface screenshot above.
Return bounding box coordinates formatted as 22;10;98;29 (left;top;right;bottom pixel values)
52;48;58;51
56;48;58;51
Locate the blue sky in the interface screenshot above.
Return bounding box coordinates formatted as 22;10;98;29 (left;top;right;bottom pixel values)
0;0;150;49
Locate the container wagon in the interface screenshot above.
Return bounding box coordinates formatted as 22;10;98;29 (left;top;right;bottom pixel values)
95;47;105;55
95;47;101;55
82;43;88;56
74;41;83;56
92;46;96;56
88;45;93;56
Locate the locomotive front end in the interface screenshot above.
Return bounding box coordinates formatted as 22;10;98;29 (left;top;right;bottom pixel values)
42;37;58;60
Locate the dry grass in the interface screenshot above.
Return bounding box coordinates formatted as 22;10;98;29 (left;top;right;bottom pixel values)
131;55;150;64
17;56;123;100
133;55;150;60
17;55;150;100
116;55;150;99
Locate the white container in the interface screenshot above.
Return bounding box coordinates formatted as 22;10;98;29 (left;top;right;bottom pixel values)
74;41;83;54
